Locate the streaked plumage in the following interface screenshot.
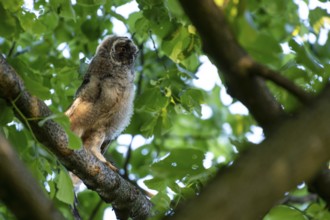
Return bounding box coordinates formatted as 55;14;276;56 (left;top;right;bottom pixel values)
65;35;138;171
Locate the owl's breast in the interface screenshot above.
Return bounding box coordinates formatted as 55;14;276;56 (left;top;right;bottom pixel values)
95;80;135;140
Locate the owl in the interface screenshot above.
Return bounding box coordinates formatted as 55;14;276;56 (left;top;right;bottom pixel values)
65;35;138;171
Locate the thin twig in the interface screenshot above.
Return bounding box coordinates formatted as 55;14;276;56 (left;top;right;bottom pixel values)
120;136;155;198
136;44;144;96
149;30;168;71
7;41;16;58
71;201;82;220
250;63;314;104
13;41;43;57
10;100;38;142
123;137;133;180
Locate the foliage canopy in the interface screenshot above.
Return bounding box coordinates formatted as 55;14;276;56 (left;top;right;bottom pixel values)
0;0;330;219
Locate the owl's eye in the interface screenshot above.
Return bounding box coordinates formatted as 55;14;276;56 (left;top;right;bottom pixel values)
118;46;126;53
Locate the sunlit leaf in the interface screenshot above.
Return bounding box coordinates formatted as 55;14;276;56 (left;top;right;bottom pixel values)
151;148;205;178
135;88;169;113
289;39;323;75
180;89;204;116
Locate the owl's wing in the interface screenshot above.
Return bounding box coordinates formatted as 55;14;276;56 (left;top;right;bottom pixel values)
74;55;110;103
65;64;93;130
74;71;91;99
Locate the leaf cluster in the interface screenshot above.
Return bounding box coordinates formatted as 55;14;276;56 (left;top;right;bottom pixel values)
1;0;330;219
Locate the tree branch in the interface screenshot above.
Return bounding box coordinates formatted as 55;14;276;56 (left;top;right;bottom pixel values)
0;133;64;220
7;41;16;58
249;63;314;104
0;54;152;220
123;139;133;180
177;0;330;218
179;0;286;133
166;85;330;220
179;0;327;198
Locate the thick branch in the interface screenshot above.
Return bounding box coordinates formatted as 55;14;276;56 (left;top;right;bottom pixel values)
179;0;286;132
0;55;152;219
178;0;317;133
167;86;330;220
0;134;63;220
178;0;330;217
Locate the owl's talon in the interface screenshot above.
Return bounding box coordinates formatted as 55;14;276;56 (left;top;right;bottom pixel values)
105;161;118;172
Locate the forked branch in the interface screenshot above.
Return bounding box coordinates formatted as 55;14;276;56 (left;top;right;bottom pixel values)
0;54;152;220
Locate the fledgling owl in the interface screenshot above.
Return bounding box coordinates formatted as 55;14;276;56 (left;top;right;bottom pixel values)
65;35;138;171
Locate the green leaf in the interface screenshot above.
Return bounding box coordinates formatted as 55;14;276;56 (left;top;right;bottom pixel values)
18;11;47;35
9;57;51;99
28;160;46;186
77;0;100;6
289;39;323;75
151;148;205;179
0;4;19;38
48;180;56;199
81;18;102;40
180;89;204;116
149;192;171;214
140;115;158;137
58;1;76;21
179;53;200;72
77;190;108;219
135;88;169;113
161;27;190;63
133;16;150;42
305;203;330;220
1;0;23;12
56;169;74;205
264;205;308;220
144;177;168;191
53;113;82;150
0;100;14;125
237;18;282;67
21;76;51;100
39;11;59;32
127;11;143;32
165;0;185;18
309;7;328;33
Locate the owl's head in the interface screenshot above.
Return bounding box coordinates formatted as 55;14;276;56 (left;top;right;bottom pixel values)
96;35;138;66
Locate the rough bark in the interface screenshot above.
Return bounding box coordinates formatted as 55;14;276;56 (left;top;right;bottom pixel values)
0;54;152;220
0;134;64;220
0;1;329;219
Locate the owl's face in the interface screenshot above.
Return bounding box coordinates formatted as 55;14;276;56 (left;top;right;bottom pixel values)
96;36;138;66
